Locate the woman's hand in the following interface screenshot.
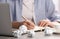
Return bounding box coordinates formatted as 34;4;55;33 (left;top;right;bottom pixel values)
38;19;54;28
22;16;35;30
23;20;35;30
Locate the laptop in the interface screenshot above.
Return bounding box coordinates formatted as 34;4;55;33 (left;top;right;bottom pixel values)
0;3;14;37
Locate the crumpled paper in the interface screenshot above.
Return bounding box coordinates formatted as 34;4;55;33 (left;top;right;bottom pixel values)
27;30;35;38
44;27;56;36
12;25;28;38
12;25;36;38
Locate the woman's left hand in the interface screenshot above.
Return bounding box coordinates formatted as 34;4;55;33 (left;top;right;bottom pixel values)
38;19;54;28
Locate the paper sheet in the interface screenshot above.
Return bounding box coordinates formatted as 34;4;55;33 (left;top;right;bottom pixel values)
30;26;45;31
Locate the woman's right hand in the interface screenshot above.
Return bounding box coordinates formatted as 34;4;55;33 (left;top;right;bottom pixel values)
22;16;35;30
23;19;35;30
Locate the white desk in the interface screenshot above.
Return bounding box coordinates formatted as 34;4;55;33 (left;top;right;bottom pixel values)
0;32;60;39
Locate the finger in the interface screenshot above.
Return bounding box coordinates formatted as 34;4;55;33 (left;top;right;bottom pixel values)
42;22;47;27
23;23;33;30
44;22;48;26
40;21;45;27
27;25;34;30
44;23;53;28
30;26;34;29
23;22;34;30
23;22;28;27
38;22;41;26
38;21;42;26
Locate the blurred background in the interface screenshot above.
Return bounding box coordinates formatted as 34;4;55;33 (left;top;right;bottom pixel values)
53;0;60;13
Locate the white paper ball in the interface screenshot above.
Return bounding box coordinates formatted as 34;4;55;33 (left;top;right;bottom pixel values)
19;25;27;33
28;30;35;38
12;30;21;38
44;27;53;35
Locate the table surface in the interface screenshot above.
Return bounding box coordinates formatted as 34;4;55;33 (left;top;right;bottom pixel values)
0;32;60;39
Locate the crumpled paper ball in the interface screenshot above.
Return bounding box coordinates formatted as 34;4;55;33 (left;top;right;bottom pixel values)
19;25;27;33
44;27;55;36
12;25;27;38
27;30;35;38
12;30;21;38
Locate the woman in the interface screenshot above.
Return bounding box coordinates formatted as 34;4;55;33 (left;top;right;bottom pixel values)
0;0;60;30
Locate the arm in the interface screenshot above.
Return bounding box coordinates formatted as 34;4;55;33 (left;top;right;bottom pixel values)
38;0;60;28
45;0;60;22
